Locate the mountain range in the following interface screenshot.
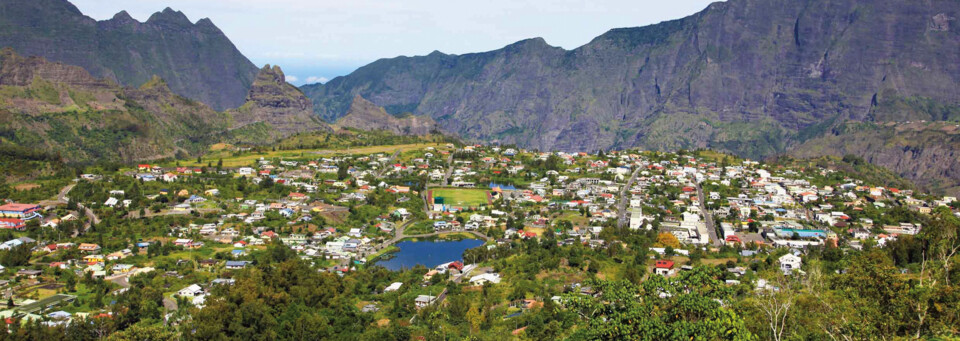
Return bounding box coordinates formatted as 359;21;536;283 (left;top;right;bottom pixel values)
305;0;958;153
0;48;326;162
0;0;258;111
3;0;960;194
302;0;960;192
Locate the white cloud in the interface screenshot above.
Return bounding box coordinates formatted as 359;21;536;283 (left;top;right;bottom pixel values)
285;75;299;82
305;76;328;84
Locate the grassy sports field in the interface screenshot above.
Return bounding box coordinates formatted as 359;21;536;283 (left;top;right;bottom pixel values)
431;187;489;207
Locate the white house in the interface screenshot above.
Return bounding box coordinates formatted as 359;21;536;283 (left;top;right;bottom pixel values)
469;273;501;285
177;284;203;297
779;254;802;274
415;295;437;309
384;282;403;292
162;173;179;182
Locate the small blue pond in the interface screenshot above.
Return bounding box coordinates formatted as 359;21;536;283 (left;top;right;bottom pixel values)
375;239;484;271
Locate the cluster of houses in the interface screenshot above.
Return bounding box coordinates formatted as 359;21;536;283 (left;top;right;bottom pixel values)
4;141;957;324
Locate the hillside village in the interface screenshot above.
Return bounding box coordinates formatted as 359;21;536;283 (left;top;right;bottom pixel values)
0;135;956;338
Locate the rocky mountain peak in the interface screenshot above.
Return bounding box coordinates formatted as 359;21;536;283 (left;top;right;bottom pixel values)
102;10;139;28
0;0;259;110
146;7;193;26
194;18;222;33
228;64;329;137
111;10;134;22
337;95;438;136
252;64;291;90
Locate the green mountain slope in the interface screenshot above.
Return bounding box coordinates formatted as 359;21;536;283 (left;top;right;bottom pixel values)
790;121;960;195
335;95;438;136
0;48;230;162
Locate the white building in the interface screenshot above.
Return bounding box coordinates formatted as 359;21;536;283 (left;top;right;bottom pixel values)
779;254;802;274
177;284;203;297
469;273;502;285
384;282;403;292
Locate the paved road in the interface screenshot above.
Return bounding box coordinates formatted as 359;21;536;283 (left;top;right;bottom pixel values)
105;273;131;288
617;167;643;228
45;183;99;235
378;220;490;251
375;150;402;178
442;153;455;186
56;183;75;203
39;183;76;206
693;177;722;247
390;230;490;244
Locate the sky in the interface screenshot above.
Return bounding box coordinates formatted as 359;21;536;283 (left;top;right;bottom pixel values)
71;0;720;86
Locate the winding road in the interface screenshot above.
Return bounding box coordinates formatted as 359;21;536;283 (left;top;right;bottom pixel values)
375;150;402;178
43;182;100;235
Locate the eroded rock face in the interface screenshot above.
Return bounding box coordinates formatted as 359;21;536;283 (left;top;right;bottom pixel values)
336;95;438;136
0;0;258;110
303;0;960;156
0;49;229;162
0;48;114;90
229;65;329;138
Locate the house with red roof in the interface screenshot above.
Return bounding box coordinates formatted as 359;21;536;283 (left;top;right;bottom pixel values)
0;218;25;230
654;260;675;276
0;203;40;219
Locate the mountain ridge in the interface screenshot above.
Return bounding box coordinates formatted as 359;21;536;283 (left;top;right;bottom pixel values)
302;0;960;192
0;0;259;110
303;0;960;153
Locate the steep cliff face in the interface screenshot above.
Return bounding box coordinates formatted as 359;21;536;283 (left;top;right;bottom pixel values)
228;65;329;140
790;121;960;195
0;0;258;110
303;0;960;156
336;95;438;136
0;49;229;162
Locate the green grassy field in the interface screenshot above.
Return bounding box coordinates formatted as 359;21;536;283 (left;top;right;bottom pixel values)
432;187;489;207
161;142;444;168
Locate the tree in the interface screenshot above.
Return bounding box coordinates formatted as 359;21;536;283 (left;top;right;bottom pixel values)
106;321;177;341
928;207;960;285
465;304;483;333
656;232;681;248
337;162;351;180
564;267;757;340
753;275;795;341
